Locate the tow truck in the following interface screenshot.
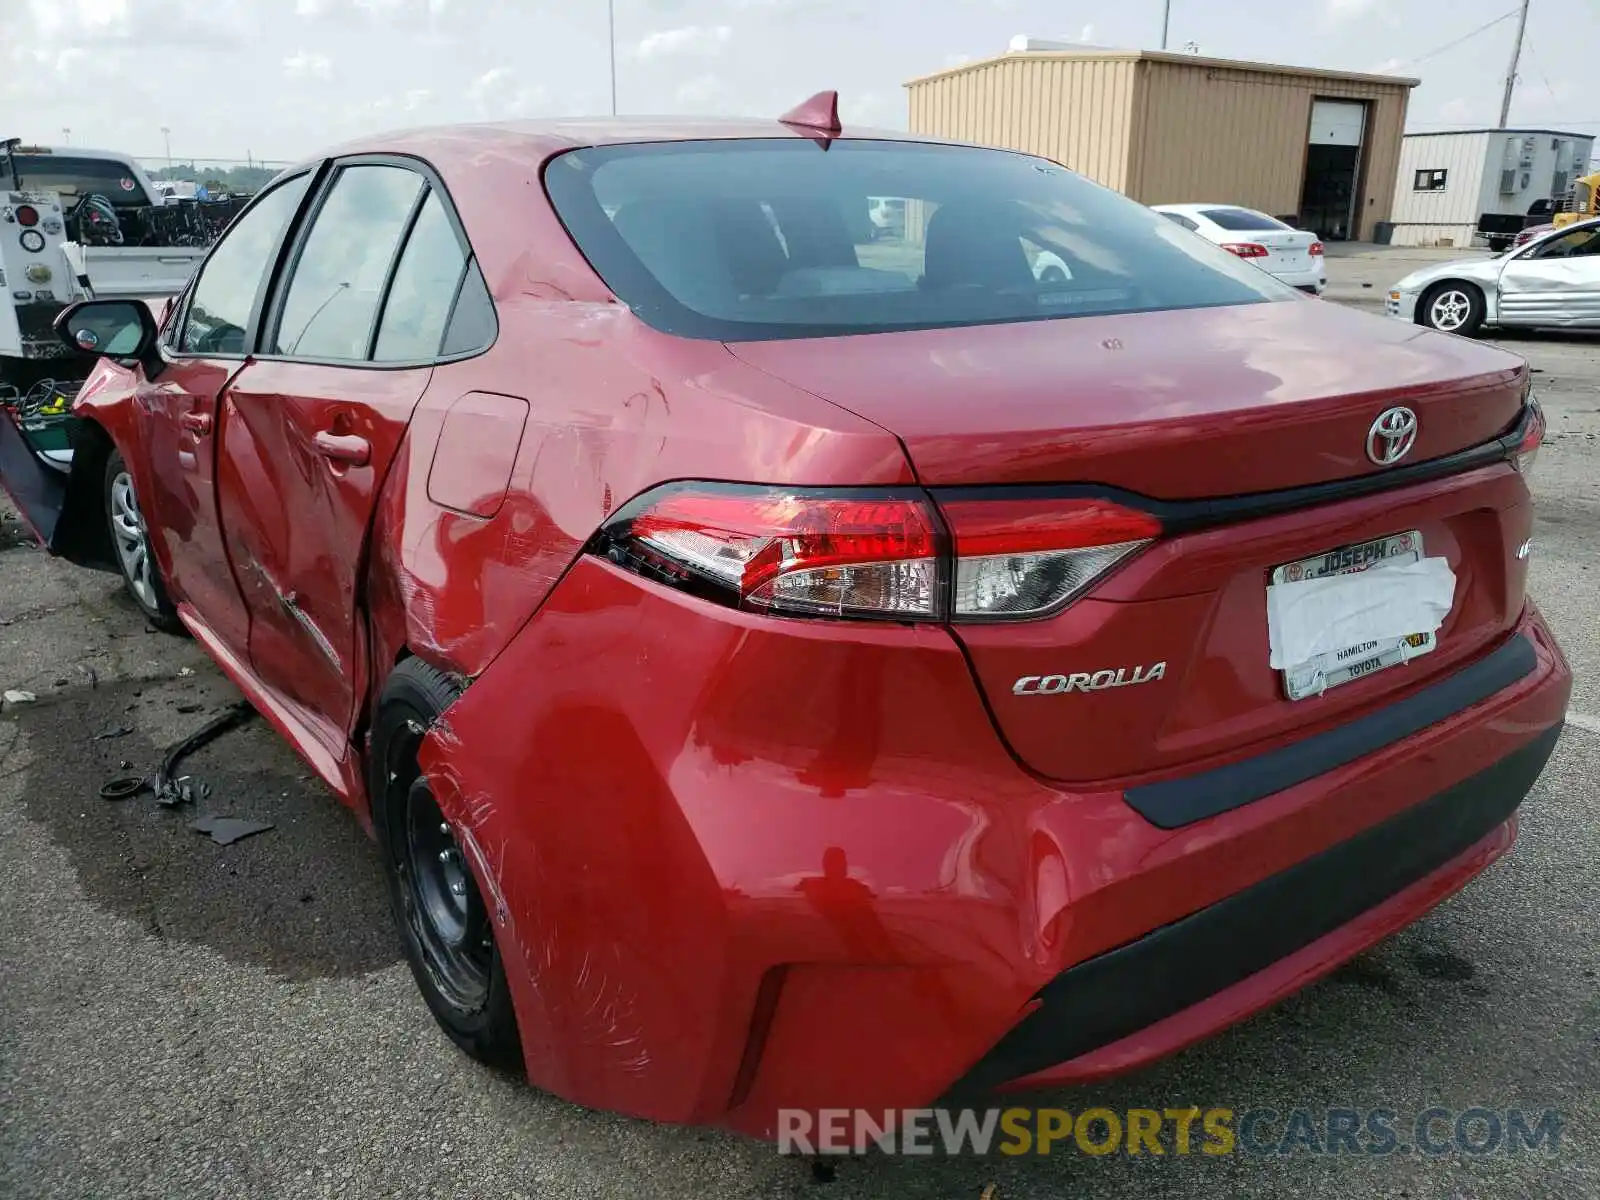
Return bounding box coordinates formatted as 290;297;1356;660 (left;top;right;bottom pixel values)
1;139;223;479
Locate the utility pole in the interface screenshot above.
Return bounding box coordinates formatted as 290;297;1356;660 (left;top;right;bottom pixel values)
161;126;172;168
1160;0;1171;49
1498;0;1530;128
608;0;618;116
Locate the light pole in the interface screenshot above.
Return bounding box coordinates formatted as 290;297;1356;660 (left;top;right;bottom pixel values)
608;0;618;116
1160;0;1171;49
161;126;172;170
62;126;71;145
1497;0;1531;128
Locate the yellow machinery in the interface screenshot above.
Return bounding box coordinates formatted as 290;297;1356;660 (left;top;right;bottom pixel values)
1553;172;1599;229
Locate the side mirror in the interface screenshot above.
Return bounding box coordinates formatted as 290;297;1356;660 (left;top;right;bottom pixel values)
53;299;158;362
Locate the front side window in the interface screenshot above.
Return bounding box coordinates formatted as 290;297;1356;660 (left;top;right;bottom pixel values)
544;139;1294;342
272;164;423;361
1532;225;1600;259
179;173;312;356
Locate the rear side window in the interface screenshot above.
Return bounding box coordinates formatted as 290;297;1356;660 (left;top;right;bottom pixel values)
545;139;1293;342
272;164;423;360
373;191;467;361
1160;211;1200;232
440;262;496;356
1200;207;1291;232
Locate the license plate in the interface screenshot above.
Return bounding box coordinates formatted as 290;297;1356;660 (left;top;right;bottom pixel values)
1270;531;1438;701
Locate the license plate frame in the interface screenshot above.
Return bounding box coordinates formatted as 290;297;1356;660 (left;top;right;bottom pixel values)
1270;530;1439;701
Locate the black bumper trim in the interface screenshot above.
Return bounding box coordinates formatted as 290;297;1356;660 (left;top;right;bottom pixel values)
1125;633;1538;830
947;722;1561;1098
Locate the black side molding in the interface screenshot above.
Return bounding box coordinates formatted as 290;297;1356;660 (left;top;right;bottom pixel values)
946;722;1561;1098
1125;633;1538;830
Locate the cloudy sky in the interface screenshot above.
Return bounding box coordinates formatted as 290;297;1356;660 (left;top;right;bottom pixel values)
4;0;1596;166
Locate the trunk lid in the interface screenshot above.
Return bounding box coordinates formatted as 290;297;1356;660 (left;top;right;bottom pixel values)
1251;229;1316;274
727;298;1526;496
730;299;1534;789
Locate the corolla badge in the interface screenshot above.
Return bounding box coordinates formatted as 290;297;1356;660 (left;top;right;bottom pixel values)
1012;663;1168;695
1366;406;1418;466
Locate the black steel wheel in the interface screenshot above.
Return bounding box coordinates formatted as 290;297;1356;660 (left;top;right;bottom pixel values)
372;658;522;1070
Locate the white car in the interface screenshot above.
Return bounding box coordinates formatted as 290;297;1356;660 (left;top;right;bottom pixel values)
1386;216;1600;336
1152;203;1326;295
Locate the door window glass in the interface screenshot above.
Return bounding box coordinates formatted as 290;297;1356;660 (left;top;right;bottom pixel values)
1532;226;1600;259
373;191;466;361
272;165;423;360
178;174;311;355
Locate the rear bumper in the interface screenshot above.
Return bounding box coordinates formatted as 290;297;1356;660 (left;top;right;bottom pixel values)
418;564;1570;1140
950;718;1558;1097
1270;263;1326;293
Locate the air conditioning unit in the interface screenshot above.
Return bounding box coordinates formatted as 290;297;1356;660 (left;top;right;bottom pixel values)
1500;168;1518;194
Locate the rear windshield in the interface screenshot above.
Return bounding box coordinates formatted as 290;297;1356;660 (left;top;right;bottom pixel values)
544;139;1295;341
1201;207;1291;232
8;155;152;207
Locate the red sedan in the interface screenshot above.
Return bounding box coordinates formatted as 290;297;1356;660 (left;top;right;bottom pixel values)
0;95;1570;1139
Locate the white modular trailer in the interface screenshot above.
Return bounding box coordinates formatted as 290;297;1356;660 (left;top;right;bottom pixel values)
1389;128;1595;247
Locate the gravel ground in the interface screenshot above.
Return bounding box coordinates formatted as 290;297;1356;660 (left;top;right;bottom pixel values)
2;253;1597;1199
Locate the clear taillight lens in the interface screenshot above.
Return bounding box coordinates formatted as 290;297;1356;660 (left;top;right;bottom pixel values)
597;484;939;620
940;497;1161;620
593;486;1161;623
1510;399;1544;478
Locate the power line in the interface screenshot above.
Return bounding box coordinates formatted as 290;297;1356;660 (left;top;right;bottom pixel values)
1391;7;1521;70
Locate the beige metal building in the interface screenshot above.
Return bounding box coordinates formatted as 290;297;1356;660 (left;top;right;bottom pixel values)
905;45;1419;242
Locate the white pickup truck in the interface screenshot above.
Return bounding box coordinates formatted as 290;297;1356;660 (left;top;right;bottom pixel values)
2;142;222;473
2;142;210;366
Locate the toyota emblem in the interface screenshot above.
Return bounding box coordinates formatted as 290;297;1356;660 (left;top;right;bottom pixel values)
1366;406;1418;466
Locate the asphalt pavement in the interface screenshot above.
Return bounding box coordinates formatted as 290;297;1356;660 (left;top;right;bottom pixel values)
2;254;1597;1199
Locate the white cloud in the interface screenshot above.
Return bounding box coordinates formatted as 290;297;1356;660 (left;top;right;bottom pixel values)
402;87;432;111
1439;96;1474;122
1323;0;1380;21
942;52;971;67
283;50;333;78
467;66;513;103
294;0;321;13
635;24;733;61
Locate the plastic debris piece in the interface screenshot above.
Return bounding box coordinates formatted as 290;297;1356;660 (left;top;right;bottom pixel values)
191;816;274;846
3;688;38;709
94;724;134;740
178;667;195;677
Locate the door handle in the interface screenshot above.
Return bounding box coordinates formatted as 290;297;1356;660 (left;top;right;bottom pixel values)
313;430;371;467
179;410;212;435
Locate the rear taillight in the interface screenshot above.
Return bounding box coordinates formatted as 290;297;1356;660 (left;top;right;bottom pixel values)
1222;242;1269;258
1510;399;1544;477
1308;241;1324;257
592;485;1159;623
15;204;39;227
597;484;939;620
940;497;1161;620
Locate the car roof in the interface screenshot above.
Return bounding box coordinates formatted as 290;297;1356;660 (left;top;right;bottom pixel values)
296;118;977;176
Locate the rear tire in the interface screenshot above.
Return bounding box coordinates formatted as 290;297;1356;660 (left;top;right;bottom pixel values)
372;658;523;1072
103;449;182;633
1419;282;1485;337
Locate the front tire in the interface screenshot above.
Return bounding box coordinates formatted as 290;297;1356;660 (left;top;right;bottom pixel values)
103;449;182;633
372;658;522;1072
1419;282;1486;337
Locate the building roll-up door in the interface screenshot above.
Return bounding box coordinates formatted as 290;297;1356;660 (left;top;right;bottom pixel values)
1300;100;1368;241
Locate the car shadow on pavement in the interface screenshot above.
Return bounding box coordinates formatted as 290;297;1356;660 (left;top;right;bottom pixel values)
8;675;399;982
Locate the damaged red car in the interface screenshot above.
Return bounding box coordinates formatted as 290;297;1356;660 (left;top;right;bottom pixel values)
0;96;1570;1139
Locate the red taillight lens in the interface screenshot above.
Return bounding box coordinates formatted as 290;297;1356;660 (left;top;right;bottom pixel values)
601;484;939;619
595;486;1161;622
1308;241;1324;257
1510;400;1544;477
1222;242;1269;258
940;497;1161;619
16;205;39;227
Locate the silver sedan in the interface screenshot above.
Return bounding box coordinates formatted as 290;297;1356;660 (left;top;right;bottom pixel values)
1386;216;1600;336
